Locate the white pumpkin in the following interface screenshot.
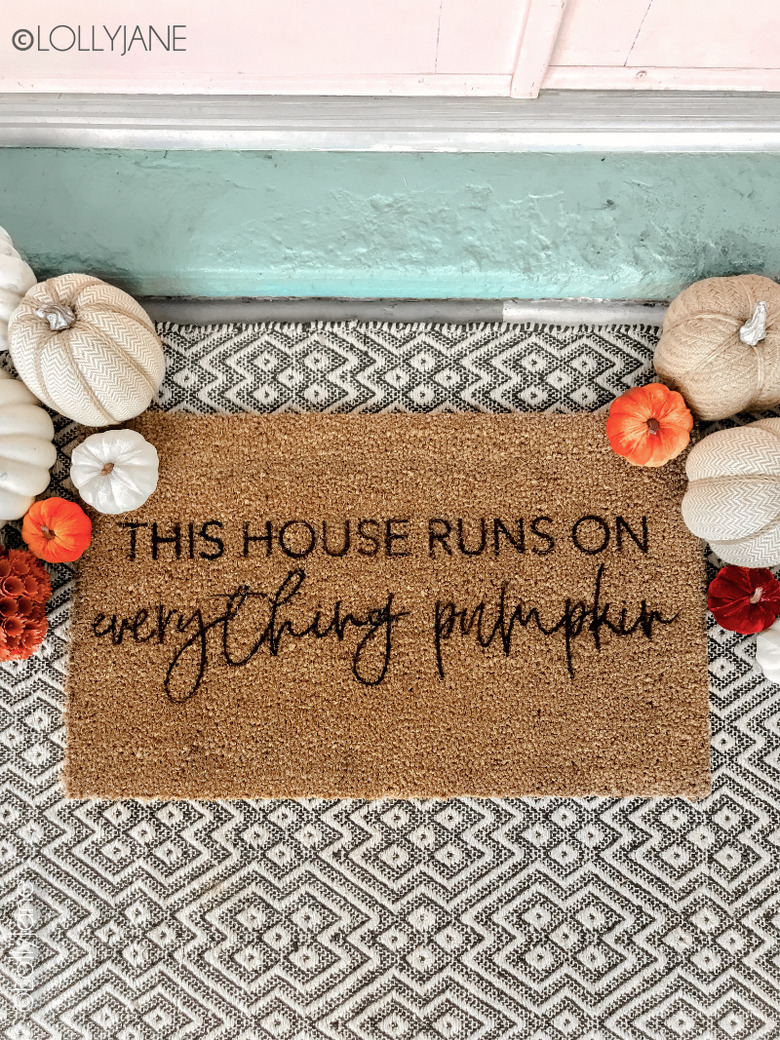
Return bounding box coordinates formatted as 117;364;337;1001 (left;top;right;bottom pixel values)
682;418;780;567
0;226;36;351
0;370;57;523
70;429;159;514
8;273;165;427
756;617;780;684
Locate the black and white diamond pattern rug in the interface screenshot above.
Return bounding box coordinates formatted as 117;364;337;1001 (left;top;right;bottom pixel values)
1;321;778;1040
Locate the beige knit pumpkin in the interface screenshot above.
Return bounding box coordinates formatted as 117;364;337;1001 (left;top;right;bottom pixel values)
654;274;780;420
681;418;780;567
8;273;165;427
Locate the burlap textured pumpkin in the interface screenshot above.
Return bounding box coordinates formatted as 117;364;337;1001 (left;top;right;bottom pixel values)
681;418;780;567
654;274;780;420
8;273;165;427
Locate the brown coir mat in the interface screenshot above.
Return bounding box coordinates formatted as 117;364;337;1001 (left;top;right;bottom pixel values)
65;413;710;800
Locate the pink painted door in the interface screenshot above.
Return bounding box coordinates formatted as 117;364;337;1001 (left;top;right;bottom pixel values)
1;0;778;96
0;0;534;95
546;0;780;90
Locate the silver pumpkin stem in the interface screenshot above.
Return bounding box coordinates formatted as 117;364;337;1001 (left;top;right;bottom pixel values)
35;303;76;331
739;301;767;346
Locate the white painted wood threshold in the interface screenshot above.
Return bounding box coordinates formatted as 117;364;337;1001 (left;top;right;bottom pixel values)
142;297;669;325
2;91;780;151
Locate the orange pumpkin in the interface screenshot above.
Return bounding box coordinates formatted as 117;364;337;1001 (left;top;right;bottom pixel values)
22;497;92;563
606;383;693;467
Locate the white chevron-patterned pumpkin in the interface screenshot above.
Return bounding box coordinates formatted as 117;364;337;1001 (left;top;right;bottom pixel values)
7;273;165;427
0;370;57;523
682;418;780;567
0;226;36;351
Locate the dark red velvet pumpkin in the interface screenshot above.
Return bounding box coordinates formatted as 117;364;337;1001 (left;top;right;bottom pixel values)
707;565;780;634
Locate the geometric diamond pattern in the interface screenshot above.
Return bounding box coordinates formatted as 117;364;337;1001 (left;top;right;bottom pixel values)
1;320;779;1039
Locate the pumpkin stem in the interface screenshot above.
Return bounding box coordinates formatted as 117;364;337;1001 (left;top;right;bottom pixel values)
750;586;763;605
40;525;56;541
646;417;660;435
34;303;76;332
100;462;115;477
739;301;767;347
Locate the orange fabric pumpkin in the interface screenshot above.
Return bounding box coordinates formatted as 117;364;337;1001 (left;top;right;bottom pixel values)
22;497;92;563
606;383;693;467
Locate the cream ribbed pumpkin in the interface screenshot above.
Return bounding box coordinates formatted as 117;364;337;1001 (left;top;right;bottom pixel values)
8;273;165;427
756;618;780;683
0;226;36;351
681;418;780;567
0;370;57;523
654;274;780;420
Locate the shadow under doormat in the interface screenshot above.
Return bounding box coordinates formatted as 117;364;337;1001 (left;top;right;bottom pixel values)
65;412;710;800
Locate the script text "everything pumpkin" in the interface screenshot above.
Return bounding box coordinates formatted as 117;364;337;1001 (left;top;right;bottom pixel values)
116;515;650;562
90;564;676;702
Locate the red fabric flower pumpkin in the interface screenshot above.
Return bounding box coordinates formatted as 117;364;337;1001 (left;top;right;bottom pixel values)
606;383;693;467
0;547;51;661
22;497;92;563
707;565;780;634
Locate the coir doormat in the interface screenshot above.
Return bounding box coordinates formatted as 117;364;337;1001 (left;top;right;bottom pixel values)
65;413;710;800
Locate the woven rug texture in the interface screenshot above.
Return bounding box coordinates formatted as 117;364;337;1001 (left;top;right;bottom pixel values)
0;320;778;1040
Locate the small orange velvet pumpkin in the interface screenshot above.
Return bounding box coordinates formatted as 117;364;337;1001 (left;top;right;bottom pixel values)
606;383;693;467
22;497;92;563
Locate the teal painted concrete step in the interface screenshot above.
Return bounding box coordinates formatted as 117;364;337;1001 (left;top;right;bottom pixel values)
1;149;778;299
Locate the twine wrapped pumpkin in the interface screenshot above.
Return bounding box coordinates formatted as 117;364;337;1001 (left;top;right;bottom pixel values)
681;418;780;567
8;273;165;427
654;274;780;420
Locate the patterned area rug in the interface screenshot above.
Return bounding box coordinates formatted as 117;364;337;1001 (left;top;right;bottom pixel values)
1;321;778;1040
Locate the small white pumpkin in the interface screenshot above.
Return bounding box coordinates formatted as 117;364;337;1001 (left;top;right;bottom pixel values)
0;370;57;523
70;429;158;515
681;418;780;567
756;617;780;684
0;226;36;351
8;273;165;427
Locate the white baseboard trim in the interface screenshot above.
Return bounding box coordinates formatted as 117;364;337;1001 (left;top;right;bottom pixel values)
142;297;668;325
501;299;667;325
2;91;780;152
